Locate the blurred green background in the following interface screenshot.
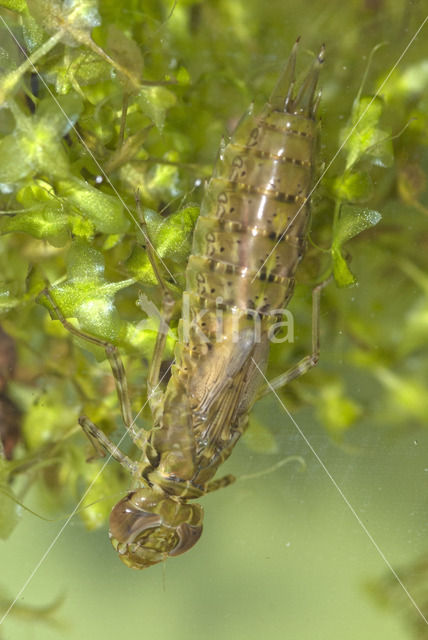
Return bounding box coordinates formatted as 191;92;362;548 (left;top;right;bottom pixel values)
1;0;428;638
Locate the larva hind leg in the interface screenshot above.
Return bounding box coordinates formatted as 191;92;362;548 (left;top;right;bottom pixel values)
79;415;138;474
39;288;144;448
136;191;171;293
257;278;331;398
205;474;236;493
146;290;176;423
135;194;179;421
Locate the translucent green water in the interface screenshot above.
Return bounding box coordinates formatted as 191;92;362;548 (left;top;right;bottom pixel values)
3;400;426;639
1;0;428;638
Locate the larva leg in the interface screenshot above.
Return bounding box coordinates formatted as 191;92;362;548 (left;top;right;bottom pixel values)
135;193;178;419
146;290;175;421
206;474;236;493
40;288;143;446
258;278;331;398
79;415;138;474
206;456;306;494
136;192;170;292
239;456;305;481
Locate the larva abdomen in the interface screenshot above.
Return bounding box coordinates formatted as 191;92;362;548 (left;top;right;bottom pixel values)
187;42;323;314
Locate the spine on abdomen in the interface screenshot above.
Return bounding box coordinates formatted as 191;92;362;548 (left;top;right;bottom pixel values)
186;45;322;318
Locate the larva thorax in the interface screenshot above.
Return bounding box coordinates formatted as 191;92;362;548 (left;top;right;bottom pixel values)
187;41;324;317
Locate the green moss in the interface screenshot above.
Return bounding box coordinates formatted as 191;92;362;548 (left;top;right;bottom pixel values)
0;0;427;549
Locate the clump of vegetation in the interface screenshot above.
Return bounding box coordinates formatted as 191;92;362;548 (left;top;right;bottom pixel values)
0;0;427;580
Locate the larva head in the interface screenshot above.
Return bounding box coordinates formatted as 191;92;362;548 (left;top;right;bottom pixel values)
109;488;204;569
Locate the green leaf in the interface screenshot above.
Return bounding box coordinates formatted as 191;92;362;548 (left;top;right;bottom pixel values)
6;181;70;246
21;11;46;52
53;50;111;94
0;0;27;12
0;131;39;183
331;247;356;288
142;207;163;239
22;387;80;450
0;95;83;183
332;171;373;202
37;239;162;357
316;383;362;438
381;60;428;101
155;205;199;263
375;368;428;422
332;205;382;287
1;181;95;246
37;92;84;138
0;208;70;247
365;131;394;168
0;290;20;312
38;241;135;347
125;245;158;286
56;178;130;234
27;0;101;47
125;206;199;284
137;86;177;131
69;214;95;240
106;25;143;92
340;96;393;171
334;205;382;247
176;66;190;86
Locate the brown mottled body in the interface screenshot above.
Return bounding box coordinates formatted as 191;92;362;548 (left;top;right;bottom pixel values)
48;42;323;570
108;42;324;570
153;43;322;485
188;104;317;313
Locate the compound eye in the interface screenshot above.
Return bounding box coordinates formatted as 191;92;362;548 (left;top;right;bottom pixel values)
168;522;203;557
109;494;162;544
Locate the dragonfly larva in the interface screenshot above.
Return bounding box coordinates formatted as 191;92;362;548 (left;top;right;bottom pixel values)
46;40;325;569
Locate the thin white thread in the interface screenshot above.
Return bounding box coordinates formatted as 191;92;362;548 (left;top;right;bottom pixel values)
252;358;428;626
0;17;180;623
0;15;177;284
0;361;172;626
252;14;428;282
1;8;427;630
